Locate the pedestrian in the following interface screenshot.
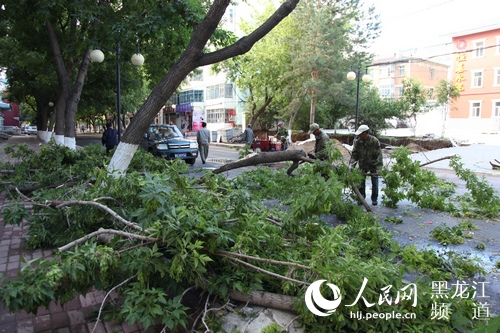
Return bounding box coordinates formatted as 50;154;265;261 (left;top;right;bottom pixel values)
277;121;288;150
242;124;254;146
101;122;118;154
308;123;330;160
350;124;383;205
196;122;211;164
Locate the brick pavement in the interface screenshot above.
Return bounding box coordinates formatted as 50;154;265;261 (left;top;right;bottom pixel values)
0;191;161;332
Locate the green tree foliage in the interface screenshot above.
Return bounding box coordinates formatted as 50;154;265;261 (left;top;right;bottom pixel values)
396;78;432;134
0;0;230;135
0;144;494;332
382;147;500;218
223;0;382;131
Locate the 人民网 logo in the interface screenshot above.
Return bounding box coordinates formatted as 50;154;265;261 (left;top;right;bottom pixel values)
305;280;342;316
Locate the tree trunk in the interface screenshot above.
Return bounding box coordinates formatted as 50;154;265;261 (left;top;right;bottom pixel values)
107;0;301;175
229;290;298;311
212;149;308;175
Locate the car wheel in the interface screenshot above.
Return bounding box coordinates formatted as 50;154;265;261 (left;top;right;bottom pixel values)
186;158;196;165
254;147;262;153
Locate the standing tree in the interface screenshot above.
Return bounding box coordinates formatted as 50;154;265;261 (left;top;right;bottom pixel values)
435;79;461;138
223;1;295;129
108;0;302;175
397;78;432;136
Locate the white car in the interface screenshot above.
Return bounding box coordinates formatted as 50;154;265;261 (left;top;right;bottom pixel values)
26;125;37;135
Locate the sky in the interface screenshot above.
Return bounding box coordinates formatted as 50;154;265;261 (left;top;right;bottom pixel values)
366;0;500;57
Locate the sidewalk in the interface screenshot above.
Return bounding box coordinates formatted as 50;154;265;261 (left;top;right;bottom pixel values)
0;135;162;332
0;197;160;332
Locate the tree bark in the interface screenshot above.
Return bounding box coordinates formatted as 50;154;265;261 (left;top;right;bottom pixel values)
211;149;309;175
108;0;301;175
228;290;298;311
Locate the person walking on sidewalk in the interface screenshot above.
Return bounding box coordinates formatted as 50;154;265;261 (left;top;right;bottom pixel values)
101;122;119;154
351;124;383;205
196;122;211;164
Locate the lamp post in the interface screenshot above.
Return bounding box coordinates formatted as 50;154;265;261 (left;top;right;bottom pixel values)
90;44;144;142
347;67;371;131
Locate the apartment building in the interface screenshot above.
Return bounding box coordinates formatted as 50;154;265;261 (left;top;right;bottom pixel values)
447;24;500;138
156;2;248;134
370;56;449;100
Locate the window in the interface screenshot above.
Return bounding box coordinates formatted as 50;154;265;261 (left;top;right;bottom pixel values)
225;83;234;99
470;101;482;117
207;108;225;123
471;70;483;88
429;88;434;99
473;40;485;58
397;86;403;97
398;65;405;77
493;100;500;118
207;83;234;100
379;85;394;98
387;64;395;76
494;68;500;86
178;90;204;104
430;68;435;79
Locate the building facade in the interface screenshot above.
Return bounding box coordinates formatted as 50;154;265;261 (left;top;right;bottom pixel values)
368;56;450;136
448;25;500;138
370;56;449;100
154;2;248;134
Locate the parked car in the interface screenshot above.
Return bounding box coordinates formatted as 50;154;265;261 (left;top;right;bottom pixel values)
25;125;37;135
140;124;198;165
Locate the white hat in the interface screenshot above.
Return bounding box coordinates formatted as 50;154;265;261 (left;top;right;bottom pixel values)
308;123;320;134
354;124;370;136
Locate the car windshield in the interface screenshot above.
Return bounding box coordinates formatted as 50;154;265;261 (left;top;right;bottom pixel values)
149;125;183;140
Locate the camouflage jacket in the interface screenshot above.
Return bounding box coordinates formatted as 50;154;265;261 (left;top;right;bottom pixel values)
314;130;330;160
351;134;383;171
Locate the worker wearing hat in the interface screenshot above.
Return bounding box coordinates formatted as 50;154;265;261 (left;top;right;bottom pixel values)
351;124;383;205
308;123;330;160
277;121;288;150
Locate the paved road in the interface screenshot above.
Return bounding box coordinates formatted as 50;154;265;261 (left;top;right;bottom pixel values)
75;132;243;171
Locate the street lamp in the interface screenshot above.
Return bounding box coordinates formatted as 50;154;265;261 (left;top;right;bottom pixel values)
347;67;371;131
90;44;144;142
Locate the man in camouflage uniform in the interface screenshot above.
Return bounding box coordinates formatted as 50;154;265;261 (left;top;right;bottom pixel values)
277;121;288;150
308;123;330;161
351;124;383;205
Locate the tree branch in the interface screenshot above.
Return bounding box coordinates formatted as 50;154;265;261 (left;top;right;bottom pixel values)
93;275;137;333
50;200;147;233
58;228;158;252
220;255;310;286
419;155;454;167
198;0;300;67
216;250;311;270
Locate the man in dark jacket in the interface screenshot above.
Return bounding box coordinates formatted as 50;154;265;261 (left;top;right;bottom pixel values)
196;122;211;164
351;124;383;205
101;122;118;154
242;124;254;146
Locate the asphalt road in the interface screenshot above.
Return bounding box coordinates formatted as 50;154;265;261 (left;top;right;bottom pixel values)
75;132;243;171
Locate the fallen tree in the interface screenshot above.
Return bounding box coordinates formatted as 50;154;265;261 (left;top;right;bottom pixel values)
211;149;371;211
0;143;496;332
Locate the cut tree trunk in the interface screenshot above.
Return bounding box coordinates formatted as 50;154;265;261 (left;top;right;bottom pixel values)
228;290;298;311
212;149;309;175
